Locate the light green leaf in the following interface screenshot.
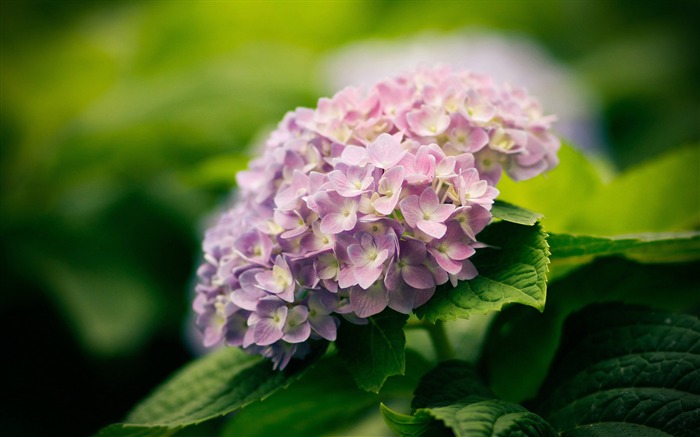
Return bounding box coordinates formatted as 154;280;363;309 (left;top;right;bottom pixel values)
576;145;700;234
498;144;700;235
336;310;408;393
94;343;326;436
496;142;604;234
416;221;549;323
532;303;700;436
491;200;543;226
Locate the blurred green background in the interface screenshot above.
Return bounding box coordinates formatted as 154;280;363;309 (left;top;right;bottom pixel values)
1;1;698;436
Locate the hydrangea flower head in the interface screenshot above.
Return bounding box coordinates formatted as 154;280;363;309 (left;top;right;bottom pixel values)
194;65;559;369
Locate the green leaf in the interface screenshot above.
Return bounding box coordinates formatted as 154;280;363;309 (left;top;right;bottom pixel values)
383;360;557;437
94;343;326;436
549;231;700;264
491;200;543;226
383;395;557;437
498;144;700;235
219;355;376;437
575;145;700;234
426;399;558;437
532;303;700;436
496;142;604;234
480;258;700;403
412;360;493;409
561;422;673;437
221;349;432;437
336;310;408;393
380;405;446;437
416;221;549;323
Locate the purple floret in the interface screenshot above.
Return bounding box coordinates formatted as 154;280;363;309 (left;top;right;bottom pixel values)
193;65;559;368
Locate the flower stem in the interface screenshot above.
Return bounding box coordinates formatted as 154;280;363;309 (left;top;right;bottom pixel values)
427;320;454;362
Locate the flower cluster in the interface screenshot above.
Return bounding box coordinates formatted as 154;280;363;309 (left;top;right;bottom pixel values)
194;65;559;368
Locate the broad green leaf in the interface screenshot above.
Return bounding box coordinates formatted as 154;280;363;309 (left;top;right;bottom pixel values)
412;360;493;409
549;231;700;264
426;399;558;437
561;422;673;437
491;200;543;226
221;350;431;437
416;221;549;323
498;144;700;235
532;303;700;436
220;356;376;437
95;343;326;436
480;258;700;403
575;145;700;234
380;405;446;437
383;361;557;437
382;397;556;437
336;310;408;393
496;143;604;233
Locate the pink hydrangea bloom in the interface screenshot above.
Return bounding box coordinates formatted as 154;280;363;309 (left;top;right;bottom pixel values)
194;65;559;369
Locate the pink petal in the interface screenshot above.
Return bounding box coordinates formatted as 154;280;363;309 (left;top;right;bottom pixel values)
350;284;388;318
402;264;435;289
320;213;345;234
384;261;401;291
432;203;457;222
337;267;358;288
347;243;370;267
309;314;337;341
254;318;285;346
399;195;422;227
401;239;427;265
419;187;440;213
387;286;415;314
367;133;407;169
446;242;475;261
283;322;311;343
373;194;400;216
354;264;383;290
428;248;462;275
417;219;447;239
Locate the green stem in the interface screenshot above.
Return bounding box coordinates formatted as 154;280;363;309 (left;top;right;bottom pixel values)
427;320;454;362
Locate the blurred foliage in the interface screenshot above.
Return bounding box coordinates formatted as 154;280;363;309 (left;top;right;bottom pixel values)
1;1;698;436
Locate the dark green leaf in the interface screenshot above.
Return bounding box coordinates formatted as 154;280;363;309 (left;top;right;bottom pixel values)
380;405;446;437
532;303;700;436
221;349;432;437
383;361;557;437
417;221;549;323
491;200;543;226
336;310;408;393
412;360;493;409
561;422;673;437
549;232;700;264
480;258;700;403
382;398;557;437
220;356;376;436
94;343;326;436
427;399;557;437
